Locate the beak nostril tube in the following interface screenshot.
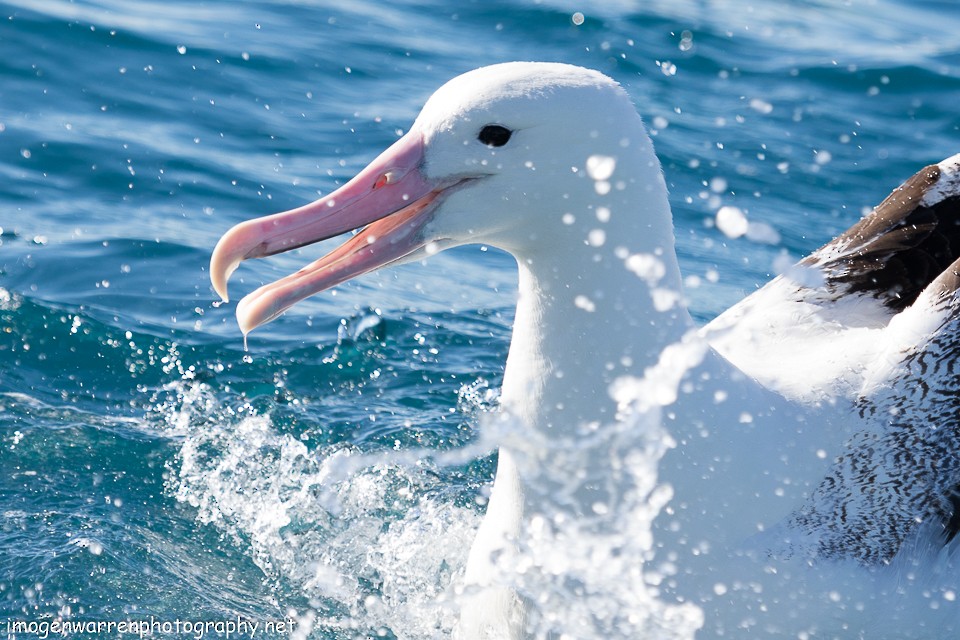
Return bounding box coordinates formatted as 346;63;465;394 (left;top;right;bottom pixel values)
374;171;399;189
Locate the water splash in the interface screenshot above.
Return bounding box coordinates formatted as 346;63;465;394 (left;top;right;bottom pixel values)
476;408;704;639
157;378;480;637
153;321;713;639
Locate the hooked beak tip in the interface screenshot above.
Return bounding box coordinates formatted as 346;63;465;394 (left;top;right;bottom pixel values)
210;264;232;304
235;292;267;337
212;278;230;305
210;231;245;303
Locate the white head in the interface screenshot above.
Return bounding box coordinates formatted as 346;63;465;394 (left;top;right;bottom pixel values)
210;62;673;333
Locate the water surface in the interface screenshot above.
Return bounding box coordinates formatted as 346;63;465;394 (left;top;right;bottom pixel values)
2;0;959;637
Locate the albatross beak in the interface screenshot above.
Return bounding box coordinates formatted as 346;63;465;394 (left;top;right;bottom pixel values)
210;132;447;335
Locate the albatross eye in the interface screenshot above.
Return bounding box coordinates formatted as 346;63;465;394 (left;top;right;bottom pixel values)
478;124;513;147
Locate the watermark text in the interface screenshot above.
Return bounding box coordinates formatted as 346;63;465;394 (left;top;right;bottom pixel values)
4;616;297;639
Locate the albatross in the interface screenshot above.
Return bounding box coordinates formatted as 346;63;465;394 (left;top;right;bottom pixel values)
210;62;960;638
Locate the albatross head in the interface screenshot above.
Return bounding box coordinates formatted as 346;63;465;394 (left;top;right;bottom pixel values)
211;62;665;334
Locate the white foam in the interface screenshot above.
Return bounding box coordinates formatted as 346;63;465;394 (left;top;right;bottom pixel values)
160;380;481;637
156;354;706;640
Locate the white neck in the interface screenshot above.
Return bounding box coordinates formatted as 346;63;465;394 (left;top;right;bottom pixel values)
500;234;692;436
496;133;693;436
459;152;700;638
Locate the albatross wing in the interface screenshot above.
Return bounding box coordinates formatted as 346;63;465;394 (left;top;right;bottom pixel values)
785;257;960;563
706;154;960;405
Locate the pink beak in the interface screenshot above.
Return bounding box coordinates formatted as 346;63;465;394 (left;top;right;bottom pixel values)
210;132;451;335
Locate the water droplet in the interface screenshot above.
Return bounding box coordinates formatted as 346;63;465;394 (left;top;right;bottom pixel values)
586;154;616;181
715;206;748;239
745;220;781;245
574;295;596;312
338;310;387;347
625;253;665;283
749;98;773;114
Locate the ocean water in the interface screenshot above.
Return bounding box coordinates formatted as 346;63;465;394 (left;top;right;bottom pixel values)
2;0;960;638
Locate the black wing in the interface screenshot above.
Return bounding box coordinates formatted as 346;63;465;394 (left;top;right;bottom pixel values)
808;157;960;312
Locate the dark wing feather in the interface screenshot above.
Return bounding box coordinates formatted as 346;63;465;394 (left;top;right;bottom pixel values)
808;160;960;311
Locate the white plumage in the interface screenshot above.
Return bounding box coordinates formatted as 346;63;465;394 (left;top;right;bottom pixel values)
211;63;960;638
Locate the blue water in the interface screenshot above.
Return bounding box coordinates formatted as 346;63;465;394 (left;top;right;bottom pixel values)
2;0;959;637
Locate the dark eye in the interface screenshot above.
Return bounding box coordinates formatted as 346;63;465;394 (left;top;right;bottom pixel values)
478;124;513;147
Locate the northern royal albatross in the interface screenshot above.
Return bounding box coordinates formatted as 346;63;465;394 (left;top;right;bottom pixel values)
210;62;960;639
